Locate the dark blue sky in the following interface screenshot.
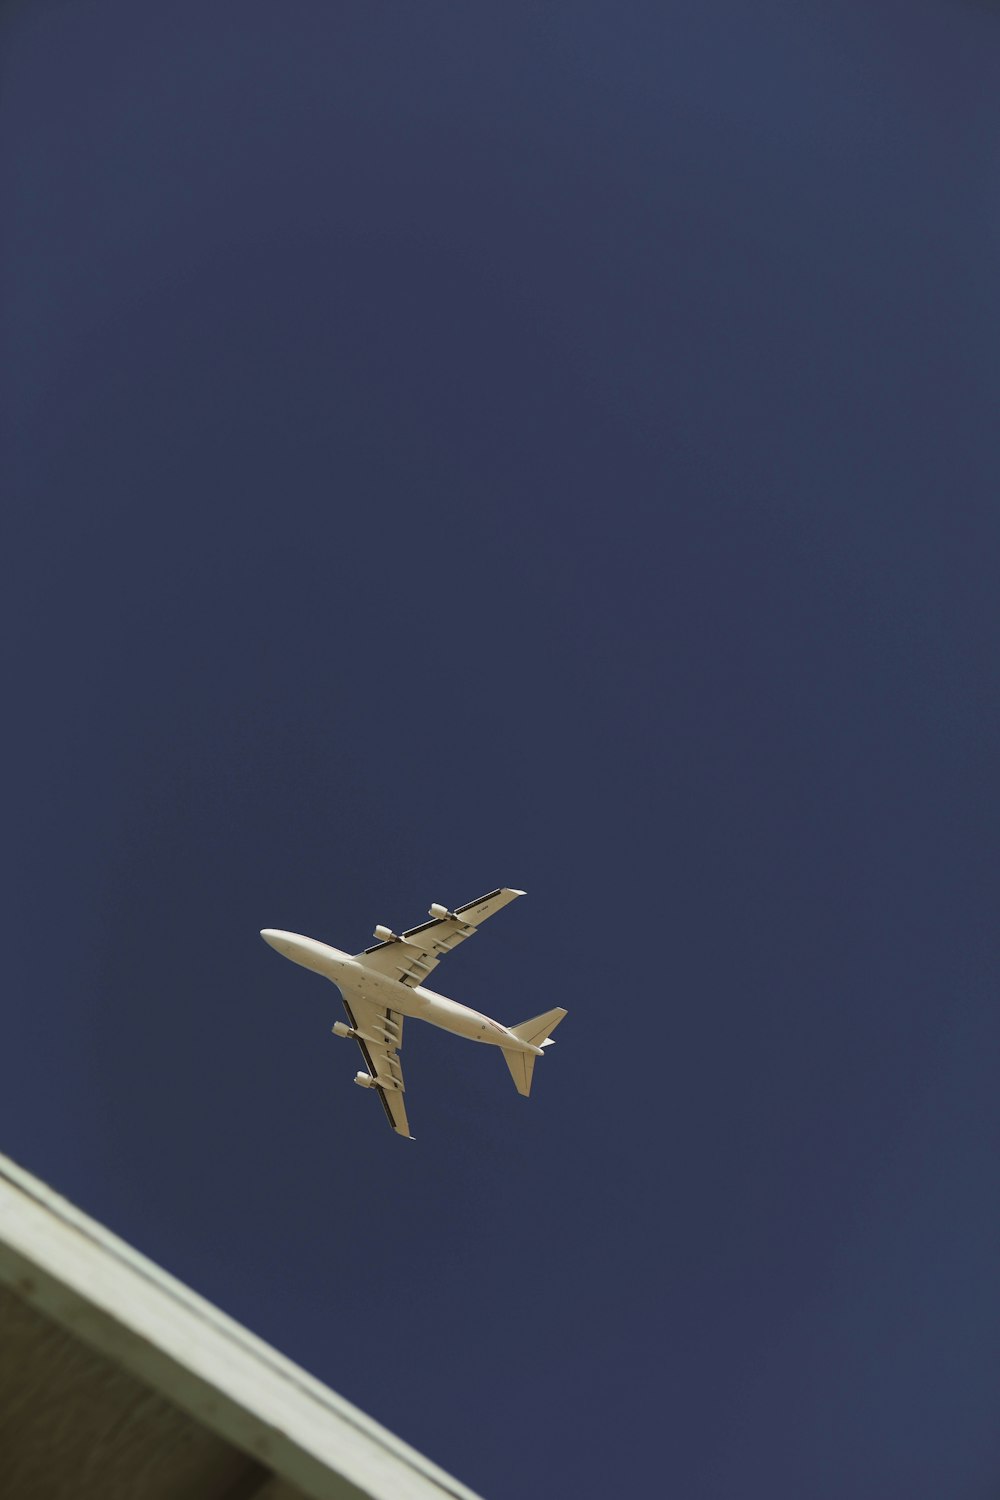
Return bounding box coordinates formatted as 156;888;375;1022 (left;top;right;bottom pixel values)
4;4;1000;1496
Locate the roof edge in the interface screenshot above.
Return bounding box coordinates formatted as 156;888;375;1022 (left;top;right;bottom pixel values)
0;1153;482;1500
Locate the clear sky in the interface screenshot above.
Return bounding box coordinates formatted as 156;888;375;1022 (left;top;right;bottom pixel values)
4;4;1000;1496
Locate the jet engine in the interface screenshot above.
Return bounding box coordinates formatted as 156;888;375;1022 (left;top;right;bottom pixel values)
354;1071;377;1089
373;924;396;942
331;1022;356;1039
429;903;455;920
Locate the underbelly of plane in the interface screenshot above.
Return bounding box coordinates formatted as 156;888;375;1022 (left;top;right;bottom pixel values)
342;974;510;1046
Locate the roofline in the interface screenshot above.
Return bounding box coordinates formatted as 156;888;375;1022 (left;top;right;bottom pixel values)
0;1153;482;1500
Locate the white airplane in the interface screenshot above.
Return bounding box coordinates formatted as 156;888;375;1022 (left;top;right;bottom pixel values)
261;888;566;1139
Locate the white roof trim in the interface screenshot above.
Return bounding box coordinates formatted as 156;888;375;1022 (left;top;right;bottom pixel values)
0;1153;482;1500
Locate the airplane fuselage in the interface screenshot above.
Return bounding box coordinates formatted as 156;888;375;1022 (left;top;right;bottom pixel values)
260;930;542;1055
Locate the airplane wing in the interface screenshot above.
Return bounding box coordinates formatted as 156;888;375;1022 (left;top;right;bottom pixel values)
357;887;525;990
341;993;413;1139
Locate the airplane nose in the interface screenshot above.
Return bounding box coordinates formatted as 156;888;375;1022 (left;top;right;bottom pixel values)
260;929;284;951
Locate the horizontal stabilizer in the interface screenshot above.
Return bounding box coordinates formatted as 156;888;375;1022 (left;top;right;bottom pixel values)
502;1007;567;1097
502;1048;536;1097
509;1007;567;1048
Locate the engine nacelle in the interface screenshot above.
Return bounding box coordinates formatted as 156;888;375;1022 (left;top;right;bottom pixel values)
429;903;454;920
354;1071;377;1089
331;1021;355;1039
373;924;396;942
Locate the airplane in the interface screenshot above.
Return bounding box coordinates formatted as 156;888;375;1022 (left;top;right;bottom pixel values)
260;887;566;1139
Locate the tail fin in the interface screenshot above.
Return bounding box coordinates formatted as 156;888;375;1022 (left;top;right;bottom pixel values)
502;1008;567;1097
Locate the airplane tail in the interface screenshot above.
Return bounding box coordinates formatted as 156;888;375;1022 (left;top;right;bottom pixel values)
501;1008;567;1097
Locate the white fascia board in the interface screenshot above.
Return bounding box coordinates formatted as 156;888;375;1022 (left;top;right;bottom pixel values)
0;1154;482;1500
